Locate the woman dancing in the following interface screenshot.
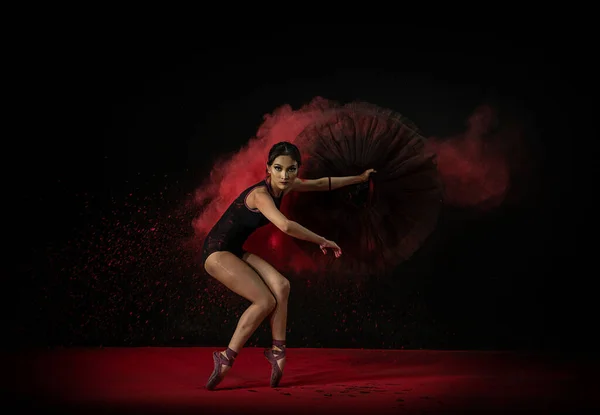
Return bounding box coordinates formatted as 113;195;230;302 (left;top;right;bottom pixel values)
203;141;375;390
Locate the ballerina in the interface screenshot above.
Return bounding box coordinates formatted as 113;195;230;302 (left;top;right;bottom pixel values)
202;140;375;390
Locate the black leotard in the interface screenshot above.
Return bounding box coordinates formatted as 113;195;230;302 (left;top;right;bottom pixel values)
202;178;283;263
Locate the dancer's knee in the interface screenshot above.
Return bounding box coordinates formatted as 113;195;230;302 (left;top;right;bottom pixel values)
273;278;290;301
257;294;277;314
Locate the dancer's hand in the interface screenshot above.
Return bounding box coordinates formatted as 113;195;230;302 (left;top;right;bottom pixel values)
320;239;342;258
359;168;377;182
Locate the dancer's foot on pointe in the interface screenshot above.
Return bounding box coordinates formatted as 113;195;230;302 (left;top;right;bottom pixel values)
206;347;237;390
264;340;286;388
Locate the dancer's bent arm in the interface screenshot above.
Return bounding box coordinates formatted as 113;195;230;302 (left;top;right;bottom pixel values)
254;191;324;244
253;190;341;256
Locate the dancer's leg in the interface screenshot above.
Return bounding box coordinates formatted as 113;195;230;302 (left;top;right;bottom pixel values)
204;251;277;382
243;252;290;374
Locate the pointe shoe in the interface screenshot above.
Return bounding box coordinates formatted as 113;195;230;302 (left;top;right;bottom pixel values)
205;347;237;390
264;346;286;388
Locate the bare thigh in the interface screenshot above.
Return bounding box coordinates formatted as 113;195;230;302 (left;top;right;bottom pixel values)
242;252;290;297
205;251;274;303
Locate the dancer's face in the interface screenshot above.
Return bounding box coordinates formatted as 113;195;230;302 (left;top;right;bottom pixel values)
267;155;299;192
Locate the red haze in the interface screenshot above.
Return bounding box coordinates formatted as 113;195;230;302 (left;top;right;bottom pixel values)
192;99;530;278
425;104;527;210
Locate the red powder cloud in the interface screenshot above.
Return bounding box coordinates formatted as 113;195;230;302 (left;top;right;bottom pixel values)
191;99;531;278
425;104;529;210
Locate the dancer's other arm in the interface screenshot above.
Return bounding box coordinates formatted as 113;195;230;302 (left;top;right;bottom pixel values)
291;168;376;192
252;189;342;257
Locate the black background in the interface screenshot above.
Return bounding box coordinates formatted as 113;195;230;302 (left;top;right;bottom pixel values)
16;23;595;353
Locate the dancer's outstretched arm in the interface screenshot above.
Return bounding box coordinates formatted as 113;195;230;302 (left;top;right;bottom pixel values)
291;168;376;192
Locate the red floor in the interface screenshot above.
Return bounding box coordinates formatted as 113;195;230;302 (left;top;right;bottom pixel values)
10;347;597;414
